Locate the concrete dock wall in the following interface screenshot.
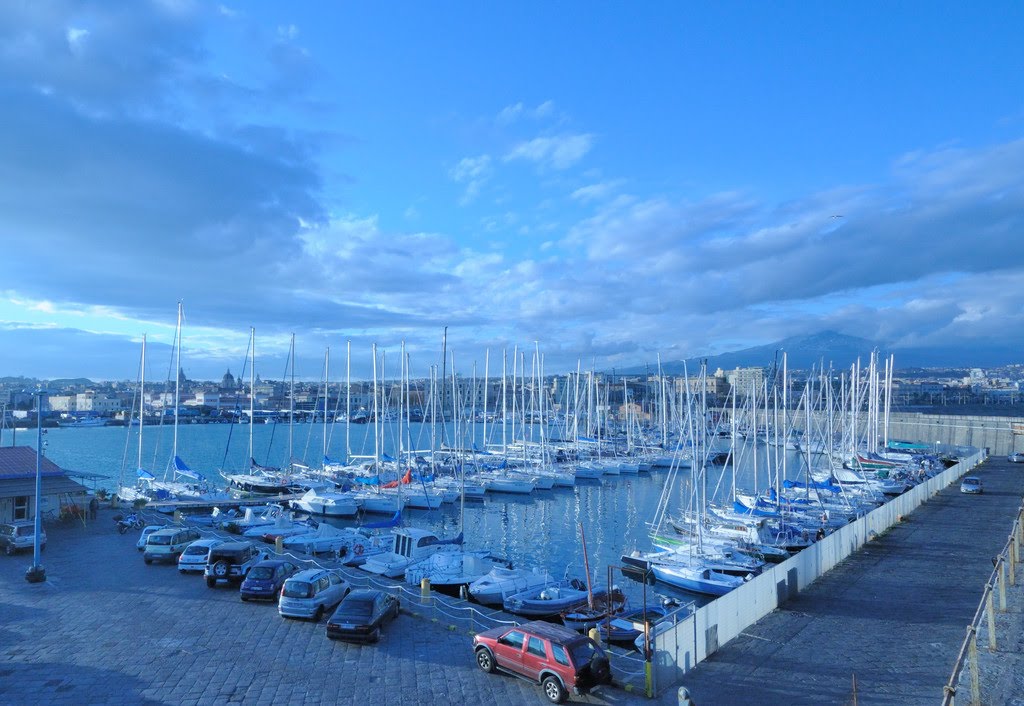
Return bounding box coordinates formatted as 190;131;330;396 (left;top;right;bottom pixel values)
887;413;1024;456
651;449;986;694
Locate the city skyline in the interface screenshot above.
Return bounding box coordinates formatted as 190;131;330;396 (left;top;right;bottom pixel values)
1;2;1023;380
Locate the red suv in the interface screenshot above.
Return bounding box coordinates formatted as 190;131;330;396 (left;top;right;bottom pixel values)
472;620;611;703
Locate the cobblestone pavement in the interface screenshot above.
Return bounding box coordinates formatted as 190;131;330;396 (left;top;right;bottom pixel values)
0;508;651;706
669;456;1024;706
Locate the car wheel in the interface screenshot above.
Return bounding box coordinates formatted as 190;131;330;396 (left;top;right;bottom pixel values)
240;595;248;602
213;560;229;578
144;557;152;565
206;577;216;588
475;648;495;673
313;605;324;622
542;675;567;704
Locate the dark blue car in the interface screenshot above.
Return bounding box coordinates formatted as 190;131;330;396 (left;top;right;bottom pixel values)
326;589;400;643
240;559;300;601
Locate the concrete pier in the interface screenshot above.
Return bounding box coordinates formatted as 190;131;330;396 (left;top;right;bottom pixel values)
669;455;1024;705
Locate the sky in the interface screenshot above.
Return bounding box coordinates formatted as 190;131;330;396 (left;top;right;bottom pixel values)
1;1;1023;382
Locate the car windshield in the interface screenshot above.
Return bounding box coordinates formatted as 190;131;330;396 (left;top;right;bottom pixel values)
283;581;313;599
148;535;172;545
334;599;374;620
569;640;602;666
15;526;33;537
183;545;209;556
964;479;980;486
248;567;275;580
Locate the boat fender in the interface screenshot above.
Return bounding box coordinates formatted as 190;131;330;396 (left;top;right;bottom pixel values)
353;544;364;556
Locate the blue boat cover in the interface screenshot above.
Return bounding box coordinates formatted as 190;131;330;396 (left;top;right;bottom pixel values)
173;455;206;481
137;468;155;479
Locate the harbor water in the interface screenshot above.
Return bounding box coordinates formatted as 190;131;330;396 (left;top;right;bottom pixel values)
1;422;811;608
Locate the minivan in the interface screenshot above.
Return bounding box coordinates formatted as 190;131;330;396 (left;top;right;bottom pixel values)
144;527;201;564
278;568;351;621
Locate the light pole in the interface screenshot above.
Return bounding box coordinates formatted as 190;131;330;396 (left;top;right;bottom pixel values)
26;390;45;583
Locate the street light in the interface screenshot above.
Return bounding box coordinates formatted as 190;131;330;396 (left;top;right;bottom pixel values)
25;390;45;583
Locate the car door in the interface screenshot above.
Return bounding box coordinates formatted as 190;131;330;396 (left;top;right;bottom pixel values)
521;635;549;682
492;629;527;676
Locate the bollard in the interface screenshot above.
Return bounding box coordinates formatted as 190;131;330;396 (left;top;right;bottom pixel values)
677;686;697;706
275;536;283;554
968;627;981;705
998;561;1007;612
588;627;601;646
421;577;431;606
986;591;997;651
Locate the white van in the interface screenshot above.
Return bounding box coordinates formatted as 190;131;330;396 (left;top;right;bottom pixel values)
144;527;201;564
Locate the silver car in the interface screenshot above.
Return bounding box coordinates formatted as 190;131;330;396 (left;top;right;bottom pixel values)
278;568;351;621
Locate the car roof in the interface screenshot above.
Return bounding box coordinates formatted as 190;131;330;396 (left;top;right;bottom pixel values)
963;476;981;481
510;620;591;644
345;589;384;601
254;559;293;567
289;568;335;581
189;538;223;547
150;527;190;537
212;541;255;551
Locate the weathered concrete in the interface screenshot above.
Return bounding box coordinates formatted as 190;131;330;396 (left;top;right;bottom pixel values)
0;511;649;706
888;413;1024;457
664;456;1024;705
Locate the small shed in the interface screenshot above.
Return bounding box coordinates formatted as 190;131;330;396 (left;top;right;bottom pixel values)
0;446;89;523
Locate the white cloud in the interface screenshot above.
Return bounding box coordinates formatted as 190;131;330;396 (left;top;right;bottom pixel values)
496;102;523;124
505;134;593;170
570;180;621;203
449;154;492;204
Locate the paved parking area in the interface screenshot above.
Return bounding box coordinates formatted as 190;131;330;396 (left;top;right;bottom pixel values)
0;509;649;706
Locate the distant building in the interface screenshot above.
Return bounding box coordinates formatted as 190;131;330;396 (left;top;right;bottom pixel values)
725;367;765;396
220;369;237;391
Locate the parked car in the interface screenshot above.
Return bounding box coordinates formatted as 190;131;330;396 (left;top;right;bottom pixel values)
204;541;269;587
278;568;350;621
240;559;300;601
178;538;225;573
960;476;983;494
0;521;46;556
326;589;400;643
1008;452;1024;464
136;526;163;551
143;527;202;564
473;620;611;704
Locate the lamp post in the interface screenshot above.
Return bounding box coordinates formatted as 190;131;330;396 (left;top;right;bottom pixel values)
26;390;45;583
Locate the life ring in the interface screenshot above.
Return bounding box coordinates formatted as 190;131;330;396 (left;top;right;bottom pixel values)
354;544;364;556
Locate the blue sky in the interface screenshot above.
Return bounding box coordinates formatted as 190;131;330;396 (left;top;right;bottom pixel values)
1;1;1023;381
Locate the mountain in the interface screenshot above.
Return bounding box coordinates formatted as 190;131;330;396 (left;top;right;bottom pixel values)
622;330;1023;375
664;331;882;374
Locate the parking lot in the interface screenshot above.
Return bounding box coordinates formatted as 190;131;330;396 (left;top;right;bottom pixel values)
0;508;650;705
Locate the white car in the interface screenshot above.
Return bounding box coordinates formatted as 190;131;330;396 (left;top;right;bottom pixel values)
177;538;225;573
136;526;164;551
960;476;983;494
279;568;351;621
1008;452;1024;464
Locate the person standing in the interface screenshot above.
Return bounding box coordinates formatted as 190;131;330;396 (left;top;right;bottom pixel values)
89;496;98;520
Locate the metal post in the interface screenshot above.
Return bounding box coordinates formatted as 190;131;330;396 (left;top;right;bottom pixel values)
986;590;997;651
25;391;45;583
998;561;1006;612
968;627;981;705
1011;536;1018;587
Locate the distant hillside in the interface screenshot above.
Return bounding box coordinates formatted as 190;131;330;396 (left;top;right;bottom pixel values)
621;330;1023;375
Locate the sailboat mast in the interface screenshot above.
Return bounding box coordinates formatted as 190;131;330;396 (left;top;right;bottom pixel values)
288;333;295;465
173;302;182;464
139;334;146;472
346;340;351;461
249;328;255;462
323;347;330;462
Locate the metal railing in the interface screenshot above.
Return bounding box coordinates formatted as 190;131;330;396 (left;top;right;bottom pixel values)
941;503;1024;706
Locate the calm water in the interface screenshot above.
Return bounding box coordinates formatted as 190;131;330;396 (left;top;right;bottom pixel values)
1;421;809;607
